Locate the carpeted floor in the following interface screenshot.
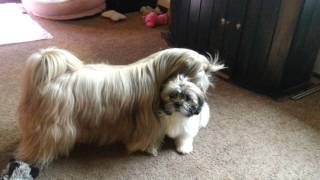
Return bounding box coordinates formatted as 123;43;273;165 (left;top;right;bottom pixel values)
0;12;320;179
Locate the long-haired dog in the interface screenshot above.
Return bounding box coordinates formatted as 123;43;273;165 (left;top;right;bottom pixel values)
14;47;224;167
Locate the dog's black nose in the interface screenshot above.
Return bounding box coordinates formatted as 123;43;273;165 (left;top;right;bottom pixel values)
174;102;181;108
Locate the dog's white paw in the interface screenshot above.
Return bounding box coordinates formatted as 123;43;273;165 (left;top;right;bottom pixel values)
176;143;193;154
176;137;194;155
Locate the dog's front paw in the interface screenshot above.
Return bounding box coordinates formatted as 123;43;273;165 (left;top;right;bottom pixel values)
176;143;193;155
176;138;194;155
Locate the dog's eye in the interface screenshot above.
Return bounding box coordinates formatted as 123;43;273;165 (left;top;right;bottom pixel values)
169;92;178;99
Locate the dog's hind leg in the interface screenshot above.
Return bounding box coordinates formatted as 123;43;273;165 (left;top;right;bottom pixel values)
14;120;77;167
145;130;165;156
15;99;77;167
1;117;76;179
16;80;78;167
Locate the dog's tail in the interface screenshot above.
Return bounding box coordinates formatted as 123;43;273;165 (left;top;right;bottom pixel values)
204;52;225;73
24;47;83;88
21;48;83;102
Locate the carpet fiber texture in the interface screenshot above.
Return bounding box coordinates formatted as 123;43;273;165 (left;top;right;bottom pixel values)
0;13;319;179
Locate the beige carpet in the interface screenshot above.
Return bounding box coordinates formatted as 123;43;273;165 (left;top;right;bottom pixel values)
0;12;319;179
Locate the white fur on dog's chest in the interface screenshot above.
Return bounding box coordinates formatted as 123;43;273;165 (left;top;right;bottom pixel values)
161;102;209;139
162;113;200;138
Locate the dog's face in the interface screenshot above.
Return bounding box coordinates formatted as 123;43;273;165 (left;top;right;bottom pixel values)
161;75;205;117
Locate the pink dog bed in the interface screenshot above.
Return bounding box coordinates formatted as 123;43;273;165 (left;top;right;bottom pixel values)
22;0;106;20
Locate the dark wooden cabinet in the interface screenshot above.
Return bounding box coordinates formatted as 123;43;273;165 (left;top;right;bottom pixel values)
169;0;320;96
282;0;320;91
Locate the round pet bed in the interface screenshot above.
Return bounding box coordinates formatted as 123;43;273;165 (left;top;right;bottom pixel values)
22;0;106;20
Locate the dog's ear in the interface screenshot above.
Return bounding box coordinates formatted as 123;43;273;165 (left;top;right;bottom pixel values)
30;166;40;179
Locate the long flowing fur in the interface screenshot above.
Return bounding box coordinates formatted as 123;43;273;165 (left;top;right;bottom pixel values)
16;47;223;166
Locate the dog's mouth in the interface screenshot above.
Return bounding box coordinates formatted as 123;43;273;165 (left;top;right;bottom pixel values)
186;107;201;117
189;106;201;115
177;105;201;117
161;102;202;117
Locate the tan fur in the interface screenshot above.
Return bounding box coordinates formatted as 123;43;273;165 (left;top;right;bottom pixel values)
15;47;223;166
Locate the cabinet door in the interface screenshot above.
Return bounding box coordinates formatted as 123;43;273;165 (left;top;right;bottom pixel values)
170;0;215;50
220;0;248;75
194;0;215;51
207;0;248;76
170;0;225;52
235;0;281;90
282;0;320;90
186;0;202;49
170;0;191;47
208;0;229;53
261;0;304;94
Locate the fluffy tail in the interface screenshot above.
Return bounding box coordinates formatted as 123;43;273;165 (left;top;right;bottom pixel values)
21;48;83;104
205;52;225;73
26;48;82;86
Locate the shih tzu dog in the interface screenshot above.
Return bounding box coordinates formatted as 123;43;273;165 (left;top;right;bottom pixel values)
13;47;223;171
159;75;210;154
146;59;222;156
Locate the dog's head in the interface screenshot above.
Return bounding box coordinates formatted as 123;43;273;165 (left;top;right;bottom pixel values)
160;75;205;117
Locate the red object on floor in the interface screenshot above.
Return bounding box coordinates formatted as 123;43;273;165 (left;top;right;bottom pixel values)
144;12;168;28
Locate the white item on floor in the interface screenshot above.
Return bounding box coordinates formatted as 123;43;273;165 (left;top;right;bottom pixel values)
101;10;126;21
